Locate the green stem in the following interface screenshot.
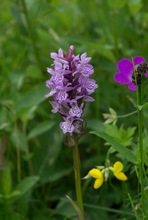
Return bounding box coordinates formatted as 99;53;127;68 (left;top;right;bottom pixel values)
111;9;119;59
12;107;22;183
72;139;85;219
128;193;139;220
117;110;138;118
23;123;34;175
20;0;42;70
137;83;146;219
14;119;21;182
4;103;21;182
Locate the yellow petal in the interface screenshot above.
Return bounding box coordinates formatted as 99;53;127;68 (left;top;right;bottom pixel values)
88;169;102;179
114;172;127;181
113;161;123;173
94;175;104;189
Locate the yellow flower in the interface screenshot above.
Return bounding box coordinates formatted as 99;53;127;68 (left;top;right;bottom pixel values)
85;161;127;190
88;169;104;189
113;161;127;181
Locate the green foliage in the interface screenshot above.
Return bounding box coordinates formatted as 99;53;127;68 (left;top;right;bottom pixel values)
128;0;143;15
0;167;12;196
0;175;39;201
105;124;136;147
27;120;55;139
14;176;39;196
90;129;136;163
0;0;148;219
107;0;128;9
66;195;84;220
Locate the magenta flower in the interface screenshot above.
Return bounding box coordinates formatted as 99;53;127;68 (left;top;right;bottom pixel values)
46;46;98;135
114;56;148;90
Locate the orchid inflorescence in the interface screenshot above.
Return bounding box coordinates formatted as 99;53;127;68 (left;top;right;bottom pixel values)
84;161;127;189
46;45;98;135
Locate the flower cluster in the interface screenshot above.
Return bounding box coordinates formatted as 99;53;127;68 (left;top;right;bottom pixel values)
46;46;98;134
114;56;148;90
83;161;127;189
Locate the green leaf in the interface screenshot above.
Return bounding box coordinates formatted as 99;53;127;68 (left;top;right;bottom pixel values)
137;105;143;111
25;65;42;79
128;0;142;15
66;195;85;220
90;130;136;163
90;42;116;62
143;102;148;110
0;212;24;220
11;128;26;152
0;190;21;204
15;83;48;113
137;102;148;111
48;168;72;182
27;120;55;139
14;176;39;195
104;124;136;147
7;190;21;199
0;190;21;200
1;167;12;196
107;0;128;9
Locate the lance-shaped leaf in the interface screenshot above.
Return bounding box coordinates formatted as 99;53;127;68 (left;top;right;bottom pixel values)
90;130;136;163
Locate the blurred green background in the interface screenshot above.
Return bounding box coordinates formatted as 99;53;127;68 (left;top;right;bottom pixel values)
0;0;148;219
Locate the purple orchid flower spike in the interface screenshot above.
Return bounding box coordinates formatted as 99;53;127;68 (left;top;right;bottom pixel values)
114;56;148;90
46;46;98;136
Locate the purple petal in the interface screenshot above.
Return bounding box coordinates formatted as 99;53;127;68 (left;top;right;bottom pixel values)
128;83;137;91
55;91;68;103
83;96;95;102
50;52;58;59
117;58;133;75
60;121;75;134
69;106;83;118
55;58;68;64
50;101;60;113
84;79;98;94
70;45;74;50
114;72;131;84
46;79;52;88
133;56;145;66
81;64;94;77
58;48;64;57
81;52;87;60
145;72;148;77
47;68;55;75
53;74;64;84
78;75;87;85
45;89;56;97
114;73;123;83
54;61;63;70
81;52;91;63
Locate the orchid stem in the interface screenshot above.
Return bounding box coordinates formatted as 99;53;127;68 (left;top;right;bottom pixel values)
72;139;85;220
